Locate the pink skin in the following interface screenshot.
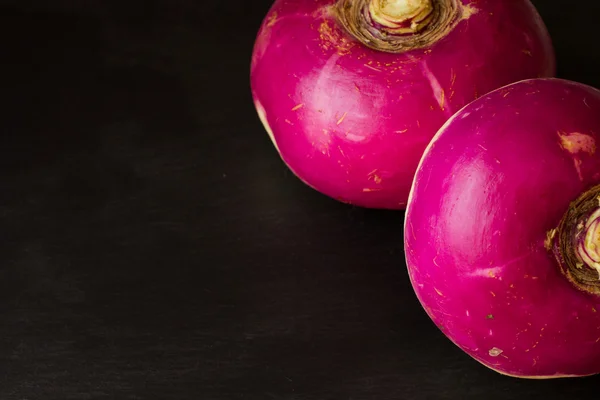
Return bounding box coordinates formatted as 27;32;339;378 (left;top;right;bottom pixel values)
404;78;600;378
250;0;555;209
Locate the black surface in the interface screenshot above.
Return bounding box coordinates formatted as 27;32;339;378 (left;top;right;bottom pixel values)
0;1;598;398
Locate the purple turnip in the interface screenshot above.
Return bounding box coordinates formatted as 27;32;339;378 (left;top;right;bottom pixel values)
405;78;600;378
250;0;555;209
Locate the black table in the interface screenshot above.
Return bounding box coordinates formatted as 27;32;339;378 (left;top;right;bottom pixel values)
0;1;599;398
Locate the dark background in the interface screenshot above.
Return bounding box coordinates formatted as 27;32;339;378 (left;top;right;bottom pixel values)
0;0;597;398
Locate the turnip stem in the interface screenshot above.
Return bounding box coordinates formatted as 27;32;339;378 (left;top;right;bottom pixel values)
552;184;600;293
369;0;434;32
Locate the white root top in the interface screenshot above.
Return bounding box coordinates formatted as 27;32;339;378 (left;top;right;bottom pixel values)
371;0;433;28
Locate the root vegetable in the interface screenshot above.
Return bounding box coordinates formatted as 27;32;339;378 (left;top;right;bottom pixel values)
250;0;555;209
405;78;600;378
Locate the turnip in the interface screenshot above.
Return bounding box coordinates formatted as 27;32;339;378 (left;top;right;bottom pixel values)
405;78;600;378
250;0;555;209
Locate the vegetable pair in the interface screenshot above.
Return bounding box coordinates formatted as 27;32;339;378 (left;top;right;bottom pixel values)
252;0;600;378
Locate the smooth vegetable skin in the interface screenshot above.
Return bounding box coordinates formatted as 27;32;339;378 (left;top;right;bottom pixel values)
250;0;555;209
405;78;600;378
